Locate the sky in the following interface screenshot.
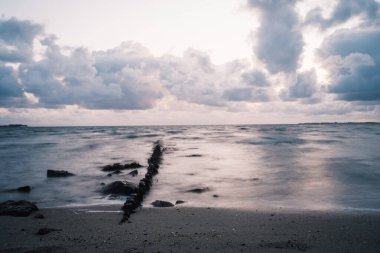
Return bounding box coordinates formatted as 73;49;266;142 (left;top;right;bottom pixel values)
0;0;379;125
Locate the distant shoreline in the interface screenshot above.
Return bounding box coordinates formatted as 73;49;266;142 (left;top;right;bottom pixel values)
0;122;379;128
0;124;28;127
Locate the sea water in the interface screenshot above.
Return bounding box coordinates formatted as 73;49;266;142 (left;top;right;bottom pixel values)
0;124;379;211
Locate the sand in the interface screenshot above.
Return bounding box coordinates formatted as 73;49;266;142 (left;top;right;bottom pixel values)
1;205;380;253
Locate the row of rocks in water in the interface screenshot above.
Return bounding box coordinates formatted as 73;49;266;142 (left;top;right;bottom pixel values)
120;141;163;223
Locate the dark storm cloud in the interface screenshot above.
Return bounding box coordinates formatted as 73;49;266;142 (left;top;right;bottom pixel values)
306;0;380;29
247;0;303;74
321;29;380;101
0;18;42;62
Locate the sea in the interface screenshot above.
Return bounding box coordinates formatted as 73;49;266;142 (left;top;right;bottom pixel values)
1;123;380;211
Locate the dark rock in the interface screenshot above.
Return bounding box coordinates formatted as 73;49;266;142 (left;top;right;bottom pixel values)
185;154;202;157
36;228;61;236
187;187;210;194
17;185;31;192
151;200;174;207
124;162;143;169
102;162;143;172
101;181;138;195
175;200;186;205
0;200;39;217
34;213;45;219
251;178;260;181
213;194;219;198
47;170;74;178
128;170;138;177
100;182;105;186
102;163;123;171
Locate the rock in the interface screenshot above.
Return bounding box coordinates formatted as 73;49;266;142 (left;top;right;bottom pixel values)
34;213;45;219
101;181;138;195
47;170;74;177
102;162;143;171
17;185;31;192
102;163;124;172
186;187;210;194
175;200;186;205
185;154;202;157
0;200;39;217
36;228;61;236
124;162;143;169
151;200;174;207
100;182;105;186
213;194;219;198
128;170;138;177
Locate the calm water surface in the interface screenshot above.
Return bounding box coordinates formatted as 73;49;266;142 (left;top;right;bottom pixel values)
0;124;379;211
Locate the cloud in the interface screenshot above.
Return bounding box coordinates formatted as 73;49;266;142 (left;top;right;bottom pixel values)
241;69;268;86
1;18;273;110
281;70;318;101
223;87;269;102
305;0;380;29
0;64;28;107
159;49;272;106
321;29;380;102
248;0;304;74
0;17;42;62
19;39;163;109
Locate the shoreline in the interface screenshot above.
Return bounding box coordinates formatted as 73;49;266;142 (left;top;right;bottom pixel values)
1;205;380;252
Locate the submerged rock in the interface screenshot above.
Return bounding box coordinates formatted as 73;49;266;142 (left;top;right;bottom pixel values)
0;200;39;217
175;200;186;205
186;187;210;194
101;181;138;195
151;200;174;207
124;162;143;169
17;185;31;192
47;170;74;177
185;154;202;157
102;162;143;172
102;163;124;172
128;170;138;177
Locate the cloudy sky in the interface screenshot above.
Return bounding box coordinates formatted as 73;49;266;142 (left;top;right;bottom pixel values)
0;0;379;125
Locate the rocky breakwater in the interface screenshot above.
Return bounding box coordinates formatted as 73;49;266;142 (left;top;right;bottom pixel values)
120;141;163;223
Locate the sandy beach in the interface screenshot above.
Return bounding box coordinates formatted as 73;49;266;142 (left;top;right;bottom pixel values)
1;205;380;253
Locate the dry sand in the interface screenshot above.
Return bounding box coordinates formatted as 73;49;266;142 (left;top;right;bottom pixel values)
1;205;380;253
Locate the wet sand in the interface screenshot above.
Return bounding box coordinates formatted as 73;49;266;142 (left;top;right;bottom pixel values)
1;205;380;253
